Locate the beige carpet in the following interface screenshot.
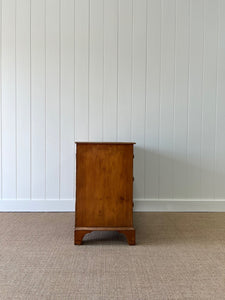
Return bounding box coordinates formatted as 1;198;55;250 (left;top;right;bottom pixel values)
0;212;225;300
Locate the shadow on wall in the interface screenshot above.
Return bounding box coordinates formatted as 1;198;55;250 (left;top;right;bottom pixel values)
133;146;225;200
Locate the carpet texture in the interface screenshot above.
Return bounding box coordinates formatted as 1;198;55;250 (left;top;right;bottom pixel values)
0;212;225;299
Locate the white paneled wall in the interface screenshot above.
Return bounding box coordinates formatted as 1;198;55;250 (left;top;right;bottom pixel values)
1;0;225;211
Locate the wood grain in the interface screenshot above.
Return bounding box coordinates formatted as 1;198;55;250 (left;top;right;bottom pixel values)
75;143;135;245
74;227;135;245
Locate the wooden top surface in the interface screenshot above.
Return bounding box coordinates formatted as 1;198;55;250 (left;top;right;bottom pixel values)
75;142;136;145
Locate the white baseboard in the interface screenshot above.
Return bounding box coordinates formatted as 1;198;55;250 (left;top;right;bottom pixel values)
133;199;225;212
0;200;75;212
1;199;225;212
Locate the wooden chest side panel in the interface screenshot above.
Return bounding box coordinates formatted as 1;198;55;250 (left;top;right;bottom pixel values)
75;144;133;227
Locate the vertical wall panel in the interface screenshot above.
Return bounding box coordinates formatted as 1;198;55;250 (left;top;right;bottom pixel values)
132;0;147;199
187;0;204;198
173;0;189;198
74;0;89;141
201;0;218;198
145;0;161;199
117;0;132;141
1;0;225;209
0;0;2;199
103;0;118;141
1;0;16;199
46;0;60;199
31;0;46;200
215;0;225;198
60;0;74;200
89;0;104;141
159;0;176;199
16;0;31;199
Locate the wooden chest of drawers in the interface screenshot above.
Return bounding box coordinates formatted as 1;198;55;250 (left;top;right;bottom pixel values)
74;142;135;245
